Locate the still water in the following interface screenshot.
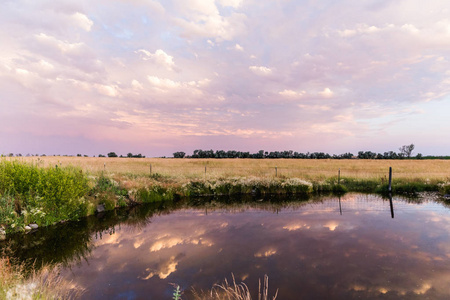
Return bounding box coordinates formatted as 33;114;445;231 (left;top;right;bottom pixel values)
3;193;450;299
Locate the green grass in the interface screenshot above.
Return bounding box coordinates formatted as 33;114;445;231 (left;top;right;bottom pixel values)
0;160;90;231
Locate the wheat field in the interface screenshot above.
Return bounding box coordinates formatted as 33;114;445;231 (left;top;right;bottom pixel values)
9;156;450;181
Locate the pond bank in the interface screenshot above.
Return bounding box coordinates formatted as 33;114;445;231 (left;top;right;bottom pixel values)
1;160;449;235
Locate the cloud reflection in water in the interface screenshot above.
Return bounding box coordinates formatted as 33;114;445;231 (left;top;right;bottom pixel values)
63;194;450;299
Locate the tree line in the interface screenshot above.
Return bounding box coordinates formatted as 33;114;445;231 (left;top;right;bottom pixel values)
173;144;425;159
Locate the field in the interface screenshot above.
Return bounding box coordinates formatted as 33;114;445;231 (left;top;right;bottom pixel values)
11;156;450;181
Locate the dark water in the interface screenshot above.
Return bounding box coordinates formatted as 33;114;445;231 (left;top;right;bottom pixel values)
3;193;450;299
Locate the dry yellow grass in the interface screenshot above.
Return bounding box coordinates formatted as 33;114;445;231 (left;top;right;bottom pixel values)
0;254;84;299
9;156;450;181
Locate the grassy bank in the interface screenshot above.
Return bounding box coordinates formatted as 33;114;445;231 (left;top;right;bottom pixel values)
0;252;84;299
1;158;450;235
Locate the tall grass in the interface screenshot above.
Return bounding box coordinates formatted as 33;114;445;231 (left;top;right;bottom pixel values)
0;160;90;231
0;252;84;299
191;274;278;300
13;157;450;181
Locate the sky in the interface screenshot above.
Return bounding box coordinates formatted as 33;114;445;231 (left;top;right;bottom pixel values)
1;0;450;157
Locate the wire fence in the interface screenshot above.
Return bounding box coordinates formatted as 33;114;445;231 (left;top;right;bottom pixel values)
18;157;450;180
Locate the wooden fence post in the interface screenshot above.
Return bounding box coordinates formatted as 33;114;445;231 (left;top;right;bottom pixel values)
388;167;392;193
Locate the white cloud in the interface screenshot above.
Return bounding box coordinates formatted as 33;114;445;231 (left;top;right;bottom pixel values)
71;12;93;31
171;0;247;41
401;23;420;34
234;44;244;51
95;84;120;97
337;23;392;37
147;76;180;89
218;0;243;8
136;49;175;70
131;79;143;91
249;66;272;76
319;88;333;98
35;33;85;55
279;89;305;98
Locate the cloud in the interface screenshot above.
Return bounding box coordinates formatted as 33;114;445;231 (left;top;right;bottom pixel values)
279;89;305;99
171;0;247;41
218;0;243;8
136;49;175;70
249;66;272;76
318;88;333;98
71;12;93;31
234;44;244;51
1;0;450;155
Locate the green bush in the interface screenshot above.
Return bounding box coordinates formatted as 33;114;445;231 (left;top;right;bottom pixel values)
0;160;90;227
0;195;25;231
134;186;174;203
332;184;348;195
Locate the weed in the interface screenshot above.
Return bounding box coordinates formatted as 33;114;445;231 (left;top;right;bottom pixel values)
0;250;84;299
0;160;90;230
191;274;277;300
172;284;182;300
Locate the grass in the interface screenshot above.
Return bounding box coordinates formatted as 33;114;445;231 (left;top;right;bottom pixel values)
0;160;90;232
190;274;278;300
0;251;84;299
8;156;450;181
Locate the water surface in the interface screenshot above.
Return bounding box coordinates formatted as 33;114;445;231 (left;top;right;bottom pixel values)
3;193;450;299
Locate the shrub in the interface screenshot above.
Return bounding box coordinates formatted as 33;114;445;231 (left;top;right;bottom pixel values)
0;160;90;228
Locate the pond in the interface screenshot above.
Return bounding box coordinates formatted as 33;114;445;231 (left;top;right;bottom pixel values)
2;193;450;299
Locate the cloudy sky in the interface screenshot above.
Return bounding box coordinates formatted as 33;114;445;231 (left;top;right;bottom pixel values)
1;0;450;157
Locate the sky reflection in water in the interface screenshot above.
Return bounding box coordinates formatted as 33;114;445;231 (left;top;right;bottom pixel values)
61;194;450;299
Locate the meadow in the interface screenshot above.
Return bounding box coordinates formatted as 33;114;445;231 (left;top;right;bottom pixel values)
12;156;450;181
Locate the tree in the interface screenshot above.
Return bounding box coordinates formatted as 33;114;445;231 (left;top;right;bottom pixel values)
107;152;118;157
173;152;186;158
399;144;415;158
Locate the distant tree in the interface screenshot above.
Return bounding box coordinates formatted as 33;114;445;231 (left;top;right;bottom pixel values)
416;153;423;160
127;153;133;158
399;144;415;158
98;154;105;157
108;152;118;157
77;154;82;157
173;152;186;158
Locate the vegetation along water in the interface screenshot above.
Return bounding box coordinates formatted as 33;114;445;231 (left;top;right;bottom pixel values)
1;157;450;235
1;157;450;298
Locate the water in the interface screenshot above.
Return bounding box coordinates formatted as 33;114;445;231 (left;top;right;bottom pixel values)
3;193;450;299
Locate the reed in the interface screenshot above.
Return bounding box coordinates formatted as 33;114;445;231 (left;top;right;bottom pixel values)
191;274;277;300
0;252;84;299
